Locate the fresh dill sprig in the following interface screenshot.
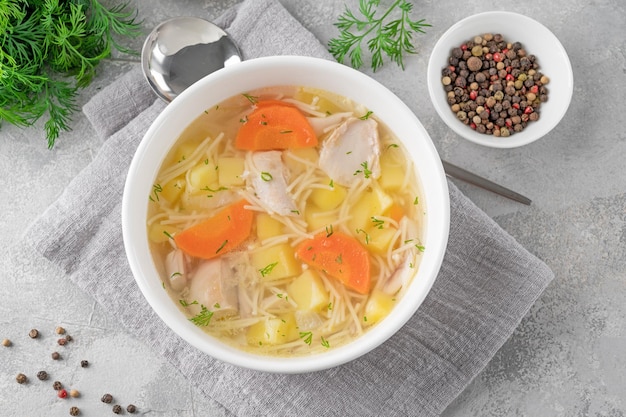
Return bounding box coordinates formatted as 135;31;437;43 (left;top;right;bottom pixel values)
328;0;431;72
0;0;141;148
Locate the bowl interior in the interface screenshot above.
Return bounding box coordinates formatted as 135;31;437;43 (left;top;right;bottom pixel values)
123;56;450;373
427;11;573;148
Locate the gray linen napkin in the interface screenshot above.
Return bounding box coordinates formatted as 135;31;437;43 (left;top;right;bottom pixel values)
24;0;554;416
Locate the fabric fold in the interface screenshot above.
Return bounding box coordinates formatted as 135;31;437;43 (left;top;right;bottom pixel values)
23;0;553;416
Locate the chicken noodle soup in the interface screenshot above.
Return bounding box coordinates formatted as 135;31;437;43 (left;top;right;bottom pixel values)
147;86;426;355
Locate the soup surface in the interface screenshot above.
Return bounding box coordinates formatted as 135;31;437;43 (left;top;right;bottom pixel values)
147;86;426;356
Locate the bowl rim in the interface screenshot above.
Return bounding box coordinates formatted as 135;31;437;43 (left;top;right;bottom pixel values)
427;10;574;148
122;55;450;373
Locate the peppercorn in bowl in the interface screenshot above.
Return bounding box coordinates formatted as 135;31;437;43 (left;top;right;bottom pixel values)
427;11;573;148
122;56;450;373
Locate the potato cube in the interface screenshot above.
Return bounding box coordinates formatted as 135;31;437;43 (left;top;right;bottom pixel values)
189;162;218;192
246;312;299;346
288;270;329;311
160;177;186;203
309;181;347;210
364;290;396;325
284;148;319;176
172;141;199;164
251;243;301;281
256;213;284;240
304;205;336;232
379;165;406;191
148;223;180;243
218;157;245;186
364;225;398;254
347;188;393;232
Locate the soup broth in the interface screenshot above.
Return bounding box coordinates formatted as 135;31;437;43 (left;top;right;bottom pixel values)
147;86;425;356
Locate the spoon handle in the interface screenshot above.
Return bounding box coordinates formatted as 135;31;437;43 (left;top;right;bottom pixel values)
441;160;532;205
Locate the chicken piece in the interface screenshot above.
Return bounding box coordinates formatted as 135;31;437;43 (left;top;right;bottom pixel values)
249;151;297;216
165;249;187;292
187;258;238;318
318;117;381;187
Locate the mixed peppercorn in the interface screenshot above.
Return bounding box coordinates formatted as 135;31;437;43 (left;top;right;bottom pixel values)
442;33;549;137
5;326;138;415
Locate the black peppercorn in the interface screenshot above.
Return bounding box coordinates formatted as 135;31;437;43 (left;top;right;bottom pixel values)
69;406;80;416
16;373;27;384
37;371;48;381
52;351;61;360
112;404;122;414
53;381;63;390
101;393;113;404
29;329;39;339
80;360;89;368
126;404;137;413
65;335;73;343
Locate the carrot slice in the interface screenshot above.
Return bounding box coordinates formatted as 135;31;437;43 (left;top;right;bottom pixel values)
296;231;371;294
235;100;318;150
174;200;253;259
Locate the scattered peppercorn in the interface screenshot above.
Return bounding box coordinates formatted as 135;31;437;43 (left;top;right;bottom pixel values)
2;338;11;347
69;406;80;416
37;370;49;381
58;389;68;399
29;329;39;339
80;360;89;368
70;389;80;398
65;335;73;343
126;404;137;413
16;373;28;384
56;326;66;335
441;33;549;137
101;393;114;404
112;404;122;414
58;338;68;346
52;351;61;360
53;381;63;390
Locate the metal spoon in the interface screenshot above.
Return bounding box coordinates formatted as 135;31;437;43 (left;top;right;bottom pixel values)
141;17;530;205
141;16;242;102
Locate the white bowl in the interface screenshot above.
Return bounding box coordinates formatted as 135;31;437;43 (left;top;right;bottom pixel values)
122;56;450;373
427;11;573;148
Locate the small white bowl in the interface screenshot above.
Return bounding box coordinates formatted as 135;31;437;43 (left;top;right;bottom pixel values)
122;56;449;374
427;11;573;148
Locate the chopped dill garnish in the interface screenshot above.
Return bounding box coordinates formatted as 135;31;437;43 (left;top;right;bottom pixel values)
371;217;385;229
149;183;163;202
359;110;373;120
216;240;228;254
179;299;198;307
321;336;330;348
242;93;259;104
189;305;213;326
326;224;334;237
259;262;278;277
299;331;313;345
163;230;174;240
356;228;371;244
260;171;273;182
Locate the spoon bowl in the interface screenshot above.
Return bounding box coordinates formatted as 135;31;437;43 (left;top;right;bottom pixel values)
141;16;242;102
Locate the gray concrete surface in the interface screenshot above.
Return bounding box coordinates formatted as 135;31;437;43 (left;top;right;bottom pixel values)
1;0;624;415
